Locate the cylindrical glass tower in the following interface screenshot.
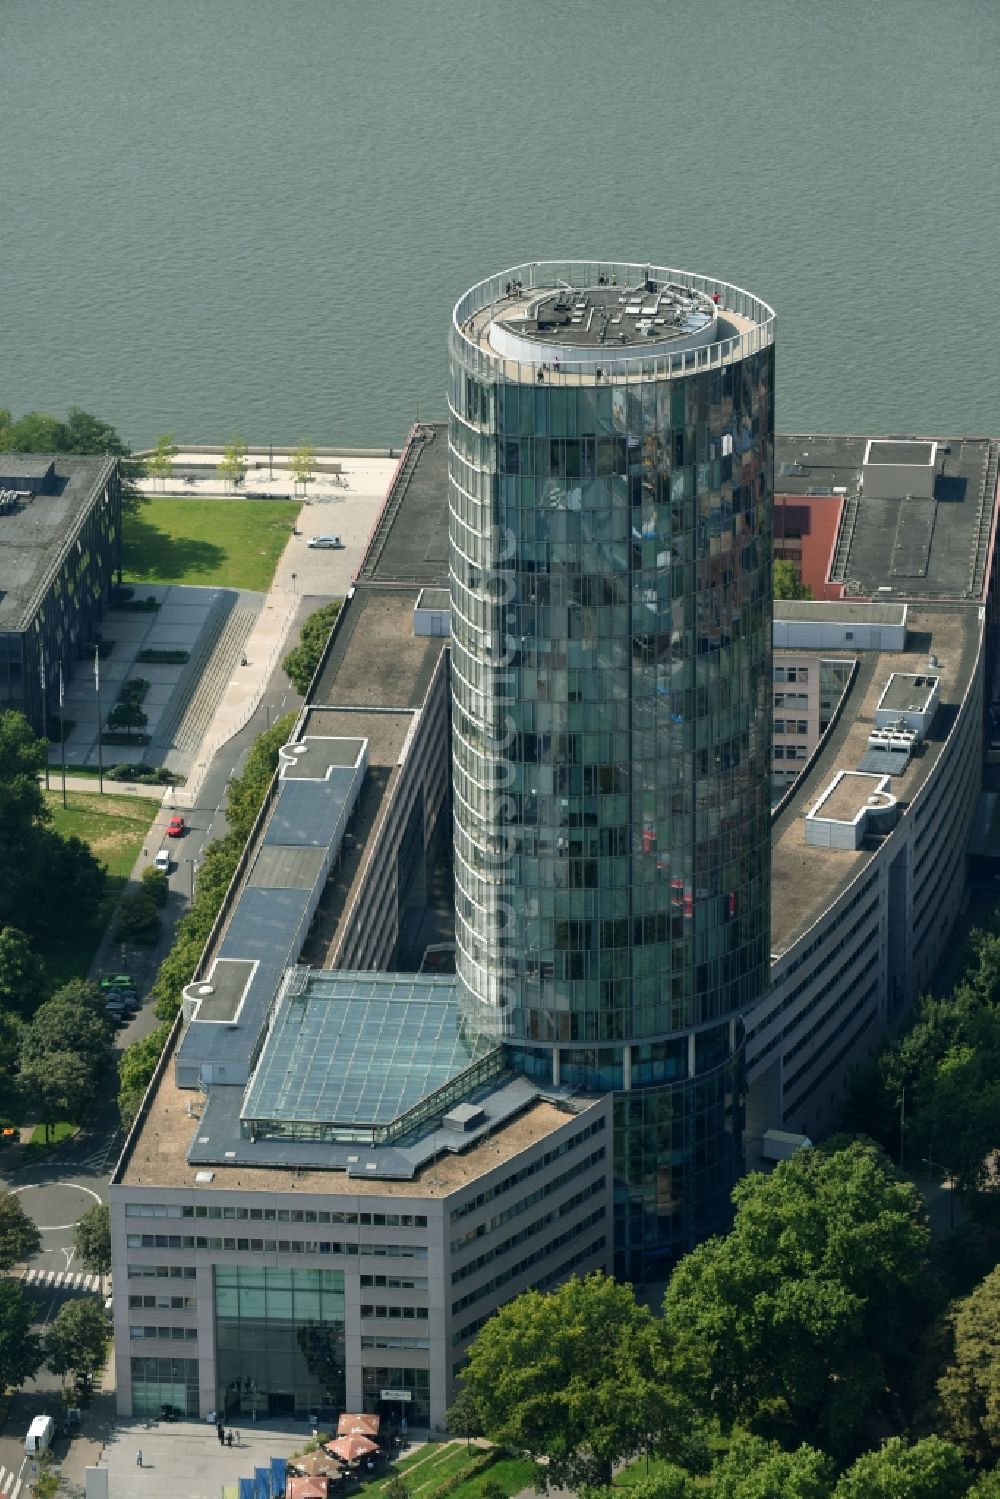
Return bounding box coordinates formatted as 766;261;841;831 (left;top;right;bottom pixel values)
448;261;774;1279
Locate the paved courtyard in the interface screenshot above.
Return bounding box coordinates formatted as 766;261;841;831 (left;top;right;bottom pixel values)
92;1419;310;1498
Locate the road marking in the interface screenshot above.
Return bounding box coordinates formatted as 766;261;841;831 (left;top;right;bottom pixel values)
10;1179;102;1230
0;1461;24;1498
53;1272;64;1288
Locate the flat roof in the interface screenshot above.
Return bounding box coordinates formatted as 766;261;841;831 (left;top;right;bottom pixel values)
808;771;888;824
865;439;936;466
312;587;445;709
879;672;938;713
774;434;997;600
770;606;980;955
0;454;116;629
774;599;906;625
356;423;449;587
492;281;717;351
119;1049;588;1195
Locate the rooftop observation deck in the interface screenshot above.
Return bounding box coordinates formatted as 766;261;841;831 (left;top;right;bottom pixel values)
770;606;980;956
453;260;773;381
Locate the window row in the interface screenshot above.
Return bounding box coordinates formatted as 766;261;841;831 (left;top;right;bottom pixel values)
130;1326;199;1341
125;1235;426;1259
128;1295;196;1311
450;1116;606;1222
124;1204;426;1227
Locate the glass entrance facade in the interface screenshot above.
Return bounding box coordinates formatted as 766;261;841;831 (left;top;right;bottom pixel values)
215;1266;346;1420
448;261;775;1277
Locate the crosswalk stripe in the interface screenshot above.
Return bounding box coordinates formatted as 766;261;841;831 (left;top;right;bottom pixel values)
0;1464;21;1499
72;1272;83;1288
54;1272;65;1288
87;1274;99;1290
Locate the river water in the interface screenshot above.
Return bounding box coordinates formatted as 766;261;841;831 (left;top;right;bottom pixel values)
2;0;998;448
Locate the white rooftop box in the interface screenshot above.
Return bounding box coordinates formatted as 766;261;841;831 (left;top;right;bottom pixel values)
805;770;898;850
875;671;939;740
862;438;937;499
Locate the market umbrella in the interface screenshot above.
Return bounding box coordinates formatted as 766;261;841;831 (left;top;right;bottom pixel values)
291;1450;339;1480
287;1479;329;1499
324;1434;378;1464
337;1414;380;1439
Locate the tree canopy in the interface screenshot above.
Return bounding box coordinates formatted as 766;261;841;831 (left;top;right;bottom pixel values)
290;442;316;495
935;1263;1000;1466
0;1190;42;1271
708;1435;834;1499
147;432;177;489
0;1279;43;1394
773;558;813;600
72;1203;112;1279
830;1436;970;1499
0;712;106;944
662;1141;934;1460
217;436;247;492
45;1297;108;1383
457;1272;703;1489
282;601;341;694
0;927;47;1019
19;979;112;1129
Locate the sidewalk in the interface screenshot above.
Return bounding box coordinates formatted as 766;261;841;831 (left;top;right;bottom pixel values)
41;774;166;800
174;457;395;808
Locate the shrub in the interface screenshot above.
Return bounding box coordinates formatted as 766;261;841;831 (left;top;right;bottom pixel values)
282;601;342;694
140;867;168;908
136;648;189;664
114;888;160;943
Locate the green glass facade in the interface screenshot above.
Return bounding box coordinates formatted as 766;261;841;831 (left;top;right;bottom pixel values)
215;1265;346;1420
448;261;774;1278
131;1356;199;1417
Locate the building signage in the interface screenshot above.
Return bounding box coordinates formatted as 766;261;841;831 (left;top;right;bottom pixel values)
380;1389;412;1402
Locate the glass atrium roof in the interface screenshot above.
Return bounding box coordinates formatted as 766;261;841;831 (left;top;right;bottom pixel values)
241;972;475;1133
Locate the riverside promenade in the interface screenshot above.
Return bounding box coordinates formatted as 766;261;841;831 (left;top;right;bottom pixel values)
157;450;398;807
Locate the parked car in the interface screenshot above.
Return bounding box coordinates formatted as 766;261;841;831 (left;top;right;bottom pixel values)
307;535;343;549
104;999;127;1023
166;815;186;838
101;973;133;991
154;848;171;873
106;988;140;1009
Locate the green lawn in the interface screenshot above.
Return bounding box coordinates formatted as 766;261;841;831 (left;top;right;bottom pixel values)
123;496;295;591
359;1443;534;1499
40;791;157;987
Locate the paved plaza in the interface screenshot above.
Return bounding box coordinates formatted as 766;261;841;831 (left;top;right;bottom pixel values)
92;1419;311;1498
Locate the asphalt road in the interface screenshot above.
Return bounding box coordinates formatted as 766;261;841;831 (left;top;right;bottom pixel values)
0;597;323;1492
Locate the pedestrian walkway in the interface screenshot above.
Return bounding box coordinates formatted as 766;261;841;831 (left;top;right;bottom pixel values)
0;1460;23;1498
22;1267;103;1293
174;456;395;808
40;774;165;800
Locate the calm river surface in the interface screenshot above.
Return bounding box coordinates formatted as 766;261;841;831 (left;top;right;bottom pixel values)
2;0;998;447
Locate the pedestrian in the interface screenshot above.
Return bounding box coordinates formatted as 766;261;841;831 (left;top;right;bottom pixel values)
136;1449;143;1468
217;1422;225;1446
227;1429;233;1448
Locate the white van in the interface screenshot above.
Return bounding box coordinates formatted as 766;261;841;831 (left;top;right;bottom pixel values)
26;1414;55;1455
154;848;171;874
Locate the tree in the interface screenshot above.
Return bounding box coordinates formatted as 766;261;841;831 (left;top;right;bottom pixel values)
115;887;160;943
19;985;112;1130
831;1436;970;1499
0;405;144;513
663;1141;935;1461
45;1297;109;1383
72;1203;112;1279
0;713;105;941
0;1190;42;1271
226;714;296;842
459;1272;704;1490
0;1279;43;1393
773;559;813;599
0;927;47;1019
282;601;342;694
290;442;316;495
141;866;169;907
107;699;148;739
708;1435;833;1499
217;436;247;493
936;1264;1000;1465
147;432;177;491
118;1022;171;1128
0;1011;24;1124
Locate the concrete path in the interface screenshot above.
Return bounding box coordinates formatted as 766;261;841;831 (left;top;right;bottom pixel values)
41;773;166;799
175;456;395;807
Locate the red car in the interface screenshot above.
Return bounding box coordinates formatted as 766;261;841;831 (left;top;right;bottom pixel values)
166;815;186;838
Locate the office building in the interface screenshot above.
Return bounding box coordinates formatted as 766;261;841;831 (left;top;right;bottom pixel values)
0;454;121;732
448;261;776;1274
111;283;1000;1432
